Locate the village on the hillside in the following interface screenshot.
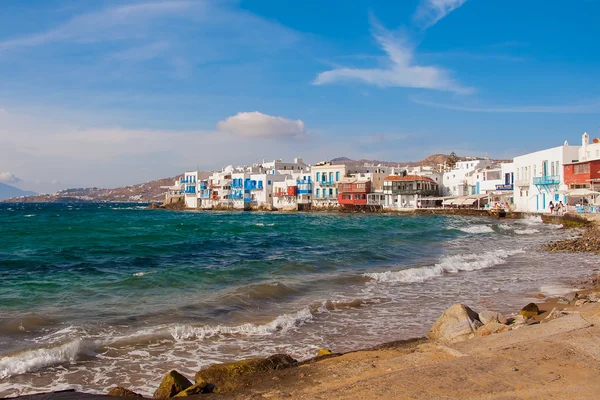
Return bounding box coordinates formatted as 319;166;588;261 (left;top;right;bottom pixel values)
165;132;600;214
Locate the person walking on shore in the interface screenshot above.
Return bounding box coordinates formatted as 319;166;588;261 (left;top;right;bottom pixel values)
549;201;554;214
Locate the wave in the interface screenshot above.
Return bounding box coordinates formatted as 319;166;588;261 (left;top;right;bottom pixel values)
23;214;36;218
169;307;314;341
0;339;95;380
498;224;513;230
515;229;539;235
364;249;524;284
517;215;543;225
223;282;300;303
457;225;494;234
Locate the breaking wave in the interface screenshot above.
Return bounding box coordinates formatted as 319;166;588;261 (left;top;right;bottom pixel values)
364;249;524;284
515;229;539;235
457;225;494;234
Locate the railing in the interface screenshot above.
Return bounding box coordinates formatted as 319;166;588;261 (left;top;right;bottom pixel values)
533;175;560;185
318;180;336;186
180;179;195;184
391;189;438;196
495;184;514;191
182;187;196;194
515;179;530;187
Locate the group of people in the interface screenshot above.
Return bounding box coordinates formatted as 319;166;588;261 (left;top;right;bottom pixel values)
548;200;565;215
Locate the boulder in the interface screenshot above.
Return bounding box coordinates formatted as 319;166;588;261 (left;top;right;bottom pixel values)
478;310;507;325
153;370;192;399
174;380;209;397
475;321;507;337
194;354;297;394
428;304;482;343
564;292;578;302
317;348;333;357
107;387;143;398
519;303;540;318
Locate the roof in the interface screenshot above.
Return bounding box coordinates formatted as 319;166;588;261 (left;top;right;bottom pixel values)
384;174;436;183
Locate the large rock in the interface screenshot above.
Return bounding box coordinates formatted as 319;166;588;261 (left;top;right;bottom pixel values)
519;303;540;318
107;387;143;398
478;310;507;325
317;348;333;357
194;354;297;394
174;380;209;397
428;304;482;343
153;370;192;398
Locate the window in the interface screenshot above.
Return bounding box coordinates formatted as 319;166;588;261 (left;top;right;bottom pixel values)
336;171;340;181
268;180;272;185
316;172;320;181
574;164;590;174
316;188;320;197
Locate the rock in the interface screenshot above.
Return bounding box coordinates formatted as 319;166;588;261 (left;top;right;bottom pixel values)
478;310;508;325
587;292;600;302
153;370;192;399
574;299;588;307
107;387;143;398
564;292;578;302
476;321;506;337
428;304;482;343
535;293;546;299
317;348;333;357
174;380;209;397
519;303;540;318
194;354;297;394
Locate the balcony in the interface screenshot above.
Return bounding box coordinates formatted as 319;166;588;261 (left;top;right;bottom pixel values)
495;184;514;191
515;179;530;187
318;180;336;186
182;187;196;194
180;178;195;184
533;175;560;186
393;189;438;196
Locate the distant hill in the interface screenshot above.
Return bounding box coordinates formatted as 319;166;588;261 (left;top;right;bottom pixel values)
330;154;509;168
2;176;182;203
0;183;36;201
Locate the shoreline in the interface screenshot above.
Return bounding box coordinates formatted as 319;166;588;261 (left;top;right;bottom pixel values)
8;220;600;399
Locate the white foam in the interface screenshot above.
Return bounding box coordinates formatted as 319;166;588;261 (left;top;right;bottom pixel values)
132;271;155;277
458;225;494;234
364;249;524;284
23;214;36;218
515;229;539;235
0;339;92;379
169;307;314;341
517;215;543;225
498;224;513;230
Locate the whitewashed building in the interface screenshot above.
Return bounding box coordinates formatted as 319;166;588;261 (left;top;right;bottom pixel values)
513;142;580;212
442;159;494;196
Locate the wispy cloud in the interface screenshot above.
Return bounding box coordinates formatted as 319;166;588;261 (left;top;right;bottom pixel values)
0;172;21;184
110;40;170;62
413;0;468;29
411;98;600;113
0;1;196;51
313;18;473;94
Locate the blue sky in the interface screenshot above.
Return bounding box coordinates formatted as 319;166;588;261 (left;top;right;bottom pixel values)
0;0;599;191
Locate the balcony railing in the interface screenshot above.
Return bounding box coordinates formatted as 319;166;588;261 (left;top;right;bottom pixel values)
318;180;336;186
533;175;560;185
182;187;196;194
515;179;530;187
495;184;514;191
391;189;438;196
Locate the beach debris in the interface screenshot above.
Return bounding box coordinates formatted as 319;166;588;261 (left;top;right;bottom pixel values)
174;380;210;397
476;321;509;337
428;304;482;343
519;303;540;318
194;354;297;394
317;348;333;357
153;370;192;398
107;387;143;398
478;310;507;325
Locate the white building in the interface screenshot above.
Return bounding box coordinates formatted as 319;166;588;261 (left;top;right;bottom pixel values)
443;159;494;196
311;162;346;207
513;142;580;213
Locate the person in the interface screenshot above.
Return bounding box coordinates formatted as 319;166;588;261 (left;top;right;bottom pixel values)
559;201;565;215
549;201;554;214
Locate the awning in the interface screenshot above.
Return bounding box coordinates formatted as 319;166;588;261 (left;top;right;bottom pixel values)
442;198;455;205
461;198;477;206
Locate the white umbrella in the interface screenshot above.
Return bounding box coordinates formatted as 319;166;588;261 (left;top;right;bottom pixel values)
566;188;600;197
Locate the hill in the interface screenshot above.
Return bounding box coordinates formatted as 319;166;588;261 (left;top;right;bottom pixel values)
2;176;181;203
330;154;509;168
0;183;36;201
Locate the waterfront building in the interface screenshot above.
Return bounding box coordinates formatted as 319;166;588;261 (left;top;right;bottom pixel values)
311;162;346;207
261;157;309;174
442;159;494;196
338;177;372;207
470;163;515;195
383;175;439;209
513;141;580;212
564;132;600;191
405;165;443;187
181;171;198;209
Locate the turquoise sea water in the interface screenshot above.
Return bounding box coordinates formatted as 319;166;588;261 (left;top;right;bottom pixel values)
0;203;598;396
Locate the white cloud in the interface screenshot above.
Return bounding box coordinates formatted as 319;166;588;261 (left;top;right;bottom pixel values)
411;98;600;113
217;112;306;139
314;19;473;94
0;172;21;184
414;0;468;29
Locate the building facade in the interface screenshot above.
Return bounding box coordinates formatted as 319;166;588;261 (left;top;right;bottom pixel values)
383;175;439;209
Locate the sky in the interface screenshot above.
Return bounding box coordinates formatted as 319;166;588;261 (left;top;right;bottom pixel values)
1;0;599;192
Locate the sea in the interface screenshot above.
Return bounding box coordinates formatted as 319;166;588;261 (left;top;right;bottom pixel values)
0;203;598;397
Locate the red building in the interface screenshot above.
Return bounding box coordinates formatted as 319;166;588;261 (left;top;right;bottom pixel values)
564;159;600;190
337;179;372;206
